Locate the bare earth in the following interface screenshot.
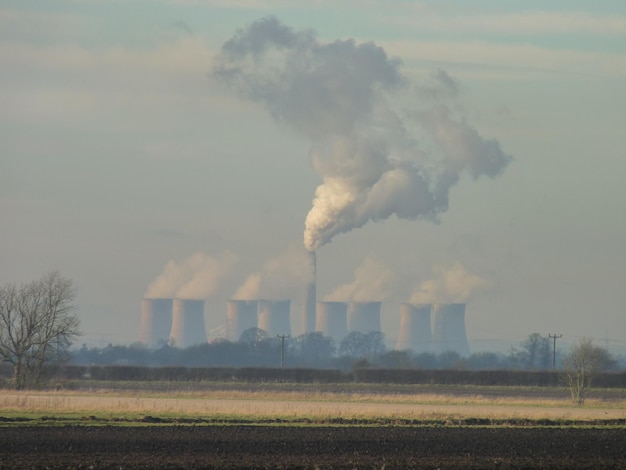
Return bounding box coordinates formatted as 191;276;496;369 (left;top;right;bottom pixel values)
1;389;625;468
1;425;625;469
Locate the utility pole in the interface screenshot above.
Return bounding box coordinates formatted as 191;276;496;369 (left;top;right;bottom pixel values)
548;334;562;370
277;334;289;369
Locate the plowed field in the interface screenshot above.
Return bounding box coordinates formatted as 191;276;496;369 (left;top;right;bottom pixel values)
1;425;624;469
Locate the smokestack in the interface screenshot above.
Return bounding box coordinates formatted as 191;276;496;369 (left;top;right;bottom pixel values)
315;301;348;343
302;251;317;334
395;303;432;352
169;298;207;348
347;301;381;334
432;303;470;356
139;298;173;348
258;299;291;336
226;300;258;342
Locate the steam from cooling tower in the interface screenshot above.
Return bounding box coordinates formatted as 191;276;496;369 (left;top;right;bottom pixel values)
213;17;512;251
410;262;490;304
324;256;394;302
145;251;237;299
234;243;313;300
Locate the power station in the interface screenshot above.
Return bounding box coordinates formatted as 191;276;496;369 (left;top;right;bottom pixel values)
139;298;173;348
431;303;470;356
258;299;291;336
315;301;348;343
226;299;258;342
347;301;381;334
301;250;317;335
170;298;207;348
395;303;432;353
140;293;470;356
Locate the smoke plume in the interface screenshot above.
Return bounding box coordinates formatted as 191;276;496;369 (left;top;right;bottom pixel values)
213;17;512;251
410;262;490;304
145;251;237;299
234;243;313;300
324;256;395;302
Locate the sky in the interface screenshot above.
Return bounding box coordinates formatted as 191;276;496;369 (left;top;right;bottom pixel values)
2;0;625;354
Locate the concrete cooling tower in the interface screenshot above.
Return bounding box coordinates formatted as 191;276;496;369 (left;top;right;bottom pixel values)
169;298;207;348
139;298;173;348
347;301;381;334
315;301;348;343
431;303;470;356
395;303;432;353
226;300;258;342
258;299;291;336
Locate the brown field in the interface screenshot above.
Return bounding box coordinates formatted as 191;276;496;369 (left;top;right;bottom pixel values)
1;387;626;421
1;385;625;468
1;425;625;469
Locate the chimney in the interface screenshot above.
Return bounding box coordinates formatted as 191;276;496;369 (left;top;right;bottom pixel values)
301;251;317;334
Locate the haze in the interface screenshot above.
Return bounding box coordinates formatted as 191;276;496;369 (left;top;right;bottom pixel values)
2;1;625;355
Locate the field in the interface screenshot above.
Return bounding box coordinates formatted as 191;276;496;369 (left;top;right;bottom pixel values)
1;383;625;468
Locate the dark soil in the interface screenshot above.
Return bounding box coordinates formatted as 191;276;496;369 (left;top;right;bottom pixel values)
0;425;624;469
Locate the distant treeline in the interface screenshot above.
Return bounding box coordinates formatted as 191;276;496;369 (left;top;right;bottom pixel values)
1;363;626;388
65;331;582;371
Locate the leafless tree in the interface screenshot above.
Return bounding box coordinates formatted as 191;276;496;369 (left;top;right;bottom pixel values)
0;272;80;389
561;338;615;405
508;333;551;369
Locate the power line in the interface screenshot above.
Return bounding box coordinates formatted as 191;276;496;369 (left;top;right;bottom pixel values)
277;334;289;369
548;333;562;370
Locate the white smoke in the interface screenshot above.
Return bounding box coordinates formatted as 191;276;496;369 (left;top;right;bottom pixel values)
145;251;237;299
410;262;490;304
213;17;512;251
234;243;312;300
324;256;395;302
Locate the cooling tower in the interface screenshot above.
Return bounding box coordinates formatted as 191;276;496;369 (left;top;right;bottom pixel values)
301;251;317;335
315;301;348;343
258;299;291;336
139;298;173;348
169;298;207;348
395;303;432;352
431;303;470;356
226;300;258;341
347;301;381;333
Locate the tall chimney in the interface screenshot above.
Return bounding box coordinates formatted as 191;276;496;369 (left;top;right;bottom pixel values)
315;301;348;343
170;298;207;348
432;303;470;356
395;303;432;352
302;250;317;335
139;298;173;348
347;301;382;334
258;299;291;336
226;299;258;342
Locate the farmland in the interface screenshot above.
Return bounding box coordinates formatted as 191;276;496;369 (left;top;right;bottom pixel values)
1;383;625;468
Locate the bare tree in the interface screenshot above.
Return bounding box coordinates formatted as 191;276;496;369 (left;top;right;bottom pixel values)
508;333;551;369
561;338;615;405
0;272;80;389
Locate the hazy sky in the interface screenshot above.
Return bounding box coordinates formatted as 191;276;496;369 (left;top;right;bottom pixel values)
2;1;625;354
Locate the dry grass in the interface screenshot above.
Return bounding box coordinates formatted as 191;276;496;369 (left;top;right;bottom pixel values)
1;388;625;422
